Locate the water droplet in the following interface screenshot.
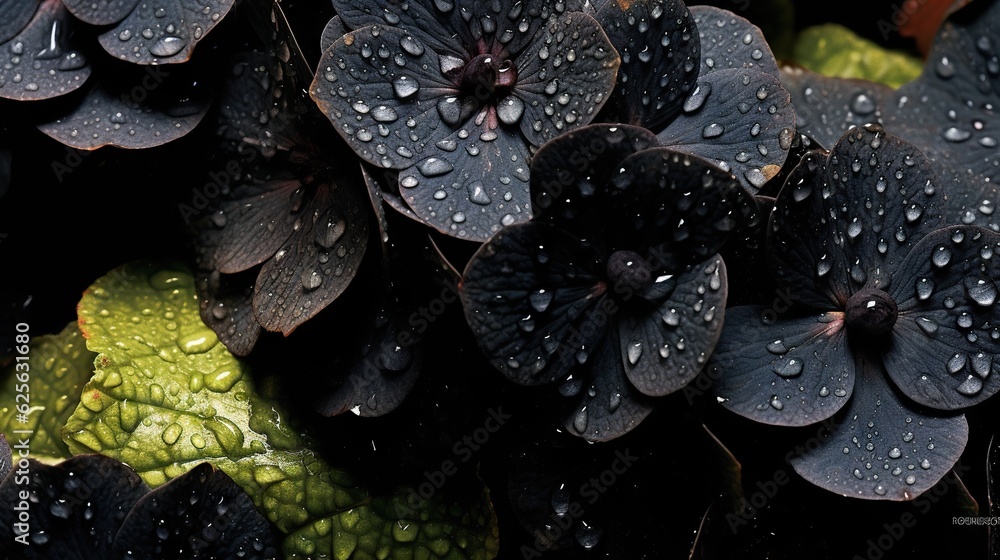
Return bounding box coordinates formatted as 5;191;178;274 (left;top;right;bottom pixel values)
399;34;424;56
177;330;219;354
316;217;347;249
773;358;802;377
609;391;621;412
205;365;243;392
942;127;971;142
573;407;588;432
957;374;983;396
150;36;186;58
948;353;968;374
769;395;784;410
417;157;454;177
916;316;938;335
529;289;553;312
967;278;997;306
766;340;788;354
627;342;642;365
162;423;183;445
816;256;831;277
498;95;524;125
576;521;602;549
682;81;711;113
371;105;398;122
932;246;952;268
467;180;492;205
662;309;680;327
935;56;955;78
850;93;876;115
701;123;724;138
392;75;419;98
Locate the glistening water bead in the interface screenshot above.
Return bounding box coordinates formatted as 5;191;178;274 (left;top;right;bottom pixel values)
844;288;898;336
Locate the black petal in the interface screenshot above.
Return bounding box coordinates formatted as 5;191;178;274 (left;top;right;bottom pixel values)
253;181;369;335
619;255;727;397
711;306;854;426
320;16;349;54
529;123;659;230
513;12;620;146
0;454;149;556
333;0;593;62
605;147;753;270
195;180;302;275
886;226;1000;409
460;221;608;385
195;268;261;357
97;0;235;64
690;5;779;77
62;0;137;25
596;0;699;130
315;313;422;417
883;0;1000;230
0;0;37;44
0;0;90;101
217;53;301;158
563;332;655;441
310;25;453;171
398;126;533;240
657;67;795;194
332;0;467;60
36;67;212;149
768;125;947;307
113;463;280;559
780;65;894;150
790;358;969;501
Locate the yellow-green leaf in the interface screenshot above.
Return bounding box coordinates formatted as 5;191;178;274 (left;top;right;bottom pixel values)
0;322;96;461
62;260;499;559
791;23;924;88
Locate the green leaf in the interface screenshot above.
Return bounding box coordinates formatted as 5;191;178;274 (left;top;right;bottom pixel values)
62;261;499;559
791;23;924;88
0;322;96;461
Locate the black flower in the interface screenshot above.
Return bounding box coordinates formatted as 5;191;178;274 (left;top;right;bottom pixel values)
595;0;796;194
0;446;279;559
710;124;1000;500
310;0;621;241
191;51;369;355
779;0;1000;230
460;124;752;441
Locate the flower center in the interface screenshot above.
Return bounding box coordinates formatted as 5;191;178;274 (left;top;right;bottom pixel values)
606;250;652;296
844;288;898;336
460;54;517;97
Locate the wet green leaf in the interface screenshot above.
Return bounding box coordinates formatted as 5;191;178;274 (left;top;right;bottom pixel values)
0;322;96;461
63;261;499;559
791;23;923;88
